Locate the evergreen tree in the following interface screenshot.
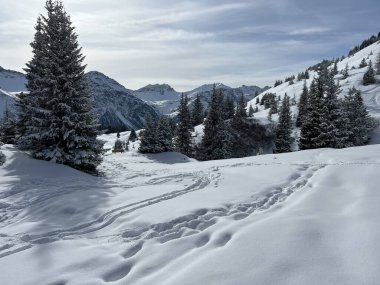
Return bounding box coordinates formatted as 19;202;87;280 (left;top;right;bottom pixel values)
341;63;349;79
305;70;310;79
191;94;204;126
299;76;324;150
275;94;292;153
157;116;174;152
175;93;192;156
128;129;137;142
113;133;125;153
363;60;376;85
296;81;308;127
139;114;160;153
0;105;17;144
235;95;247;119
197;86;230;160
376;52;380;75
19;1;103;171
359;58;368;68
248;105;254;117
255;97;260;104
343;87;372;146
223;96;235;120
332;59;338;75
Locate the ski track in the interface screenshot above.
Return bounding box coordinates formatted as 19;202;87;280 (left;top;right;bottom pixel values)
0;159;330;260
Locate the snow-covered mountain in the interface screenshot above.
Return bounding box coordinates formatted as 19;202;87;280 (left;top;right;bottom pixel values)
248;41;380;124
85;71;159;131
0;68;159;131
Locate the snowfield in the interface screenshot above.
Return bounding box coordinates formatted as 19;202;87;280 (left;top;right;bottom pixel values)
1;135;380;285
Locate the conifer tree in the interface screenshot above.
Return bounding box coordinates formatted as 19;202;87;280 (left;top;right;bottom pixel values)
359;58;368;68
191;94;204;126
342;63;349;79
363;60;376;85
157;116;174;152
0;105;17;144
128;129;137;142
223;96;235;120
255;97;260;104
296;81;308;127
139;114;160;153
175;93;192;156
19;0;103;171
376;52;380;75
197;86;230;160
248;105;254;117
275;94;292;153
343;87;372;146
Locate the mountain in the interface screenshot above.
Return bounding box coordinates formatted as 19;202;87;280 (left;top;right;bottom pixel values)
0;68;159;131
133;84;181;115
133;82;269;115
85;71;159;132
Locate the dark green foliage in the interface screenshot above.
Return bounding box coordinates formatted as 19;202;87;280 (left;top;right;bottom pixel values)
157;116;174;152
274;80;283;87
223;96;235;120
0;105;17;144
348;33;380;56
363;61;376;85
191;94;204;126
376;52;380;75
275;94;293;153
19;0;104;171
197;86;231;160
175;93;192;156
139;114;161;153
341;63;349;79
128;129;137;142
248;105;254;117
296;81;309;127
359;58;368;68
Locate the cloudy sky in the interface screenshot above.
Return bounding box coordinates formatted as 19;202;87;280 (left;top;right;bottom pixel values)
0;0;379;91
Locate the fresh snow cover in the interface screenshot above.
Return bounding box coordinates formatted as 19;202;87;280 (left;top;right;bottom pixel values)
248;41;380;121
1;136;380;285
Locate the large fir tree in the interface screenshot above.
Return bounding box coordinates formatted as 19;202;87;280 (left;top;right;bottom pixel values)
175;93;192;156
191;94;204;126
275;94;292;153
197;86;230;160
18;0;103;171
157;116;174;152
296;81;309;127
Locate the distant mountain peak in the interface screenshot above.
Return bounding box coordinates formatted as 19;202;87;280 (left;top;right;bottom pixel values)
137;84;176;93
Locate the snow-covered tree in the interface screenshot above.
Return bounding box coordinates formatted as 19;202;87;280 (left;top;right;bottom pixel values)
157;116;174;152
275;94;292;153
363;60;376;85
139;114;160;153
296;81;309;127
359;58;368;68
376;52;380;75
223;96;235;120
248;105;254;117
19;0;103;171
341;63;349;79
191;94;204;126
175;93;192;156
343;87;373;146
197;86;231;160
0;105;17;144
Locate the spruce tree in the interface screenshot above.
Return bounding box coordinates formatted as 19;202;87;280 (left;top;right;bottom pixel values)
175;93;192;156
275;94;292;153
197;87;230;160
343;87;372;146
139;114;160;153
223;96;235;120
248;105;254;117
157;116;174;152
191;94;204;126
0;105;17;144
19;0;103;171
363;60;376;85
359;58;368;68
128;129;137;142
296;81;308;127
342;63;349;79
376;52;380;75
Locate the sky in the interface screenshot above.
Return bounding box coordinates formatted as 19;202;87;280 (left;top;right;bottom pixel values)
0;0;379;91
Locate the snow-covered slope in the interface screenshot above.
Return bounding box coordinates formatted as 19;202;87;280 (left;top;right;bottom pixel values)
133;84;181;114
248;41;380;122
85;71;159;131
0;89;16;119
1;138;380;285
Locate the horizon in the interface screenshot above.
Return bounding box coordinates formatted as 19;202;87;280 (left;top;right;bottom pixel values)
0;0;379;91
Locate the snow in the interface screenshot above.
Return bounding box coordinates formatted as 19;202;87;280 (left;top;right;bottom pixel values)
1;134;380;284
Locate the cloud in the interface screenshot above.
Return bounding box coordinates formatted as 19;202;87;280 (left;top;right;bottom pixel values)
0;0;379;90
